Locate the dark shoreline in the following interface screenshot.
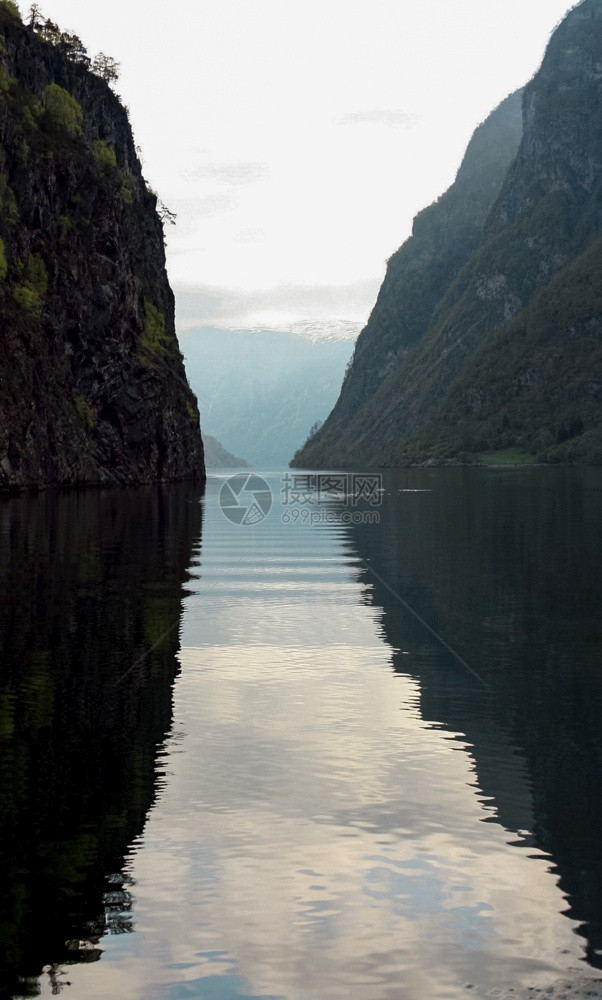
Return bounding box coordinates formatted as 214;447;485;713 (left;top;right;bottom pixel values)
477;978;602;998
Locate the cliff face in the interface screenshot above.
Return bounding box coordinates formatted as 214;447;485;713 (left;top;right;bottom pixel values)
0;6;204;489
293;0;602;468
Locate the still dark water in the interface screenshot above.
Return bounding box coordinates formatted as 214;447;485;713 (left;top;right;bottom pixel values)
1;468;601;999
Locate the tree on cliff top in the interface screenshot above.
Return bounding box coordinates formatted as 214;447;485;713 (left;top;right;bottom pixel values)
27;8;119;79
91;52;120;83
28;3;41;27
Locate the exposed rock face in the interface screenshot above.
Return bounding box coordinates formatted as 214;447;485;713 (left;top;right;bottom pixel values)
293;0;602;468
0;6;205;489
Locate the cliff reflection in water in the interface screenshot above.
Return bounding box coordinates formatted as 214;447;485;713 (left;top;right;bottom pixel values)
0;485;203;998
347;467;602;969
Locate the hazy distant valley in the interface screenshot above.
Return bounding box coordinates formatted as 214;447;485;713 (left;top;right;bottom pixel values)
180;326;354;468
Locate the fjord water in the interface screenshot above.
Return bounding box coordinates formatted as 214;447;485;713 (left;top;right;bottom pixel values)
1;469;601;999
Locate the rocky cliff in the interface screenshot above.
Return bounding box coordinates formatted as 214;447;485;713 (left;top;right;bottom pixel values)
0;3;204;489
293;0;602;468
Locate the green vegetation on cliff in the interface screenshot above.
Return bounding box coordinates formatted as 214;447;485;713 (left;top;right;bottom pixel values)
421;237;602;465
139;300;177;363
43;82;82;135
0;4;204;489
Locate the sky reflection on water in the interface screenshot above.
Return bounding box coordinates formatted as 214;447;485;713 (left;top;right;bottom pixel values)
31;469;602;1000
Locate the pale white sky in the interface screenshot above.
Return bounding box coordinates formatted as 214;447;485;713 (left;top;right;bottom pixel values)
33;0;574;335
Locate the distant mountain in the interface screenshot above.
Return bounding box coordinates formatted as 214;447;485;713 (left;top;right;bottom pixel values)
203;433;248;468
293;0;602;468
181;328;354;469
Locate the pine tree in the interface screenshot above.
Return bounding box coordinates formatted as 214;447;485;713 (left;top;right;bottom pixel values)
91;52;120;83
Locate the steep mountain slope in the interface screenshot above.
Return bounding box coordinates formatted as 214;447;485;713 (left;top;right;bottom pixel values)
319;90;523;432
422;236;602;464
0;4;204;489
292;90;523;467
293;0;602;468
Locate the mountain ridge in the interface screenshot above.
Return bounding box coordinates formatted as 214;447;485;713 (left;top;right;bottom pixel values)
293;0;602;469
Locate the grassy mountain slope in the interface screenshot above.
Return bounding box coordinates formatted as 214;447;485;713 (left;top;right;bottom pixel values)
421;236;602;465
325;90;524;430
292;90;524;466
293;0;602;469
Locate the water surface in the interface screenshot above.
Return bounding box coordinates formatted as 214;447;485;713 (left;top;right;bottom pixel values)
1;468;601;999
